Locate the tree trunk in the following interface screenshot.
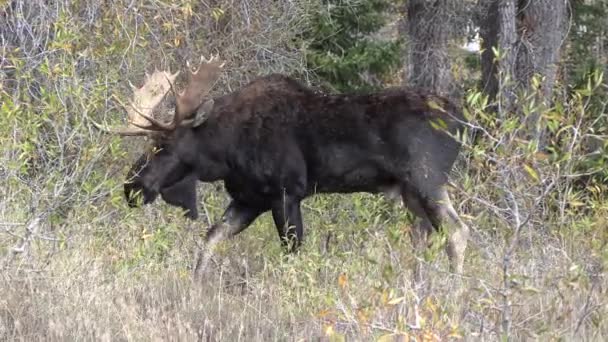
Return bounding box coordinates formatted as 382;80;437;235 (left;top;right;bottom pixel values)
479;0;518;114
479;0;569;103
515;0;569;101
516;0;569;144
405;0;453;96
479;0;569;144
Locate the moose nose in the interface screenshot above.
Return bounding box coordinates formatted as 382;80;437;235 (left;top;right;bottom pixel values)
124;179;158;207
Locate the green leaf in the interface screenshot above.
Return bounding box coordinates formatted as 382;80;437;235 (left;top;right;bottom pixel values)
523;164;540;183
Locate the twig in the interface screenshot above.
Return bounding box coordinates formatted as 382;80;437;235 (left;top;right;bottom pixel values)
0;222;25;226
10;217;41;255
574;282;599;334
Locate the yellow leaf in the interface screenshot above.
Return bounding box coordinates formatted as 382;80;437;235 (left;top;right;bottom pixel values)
324;324;335;336
181;4;193;18
211;7;225;21
381;289;389;305
178;269;189;279
521;286;541;294
317;309;332;318
338;273;348;289
568;200;585;207
356;309;368;325
423;297;438;313
523;163;540;182
387;296;405;305
377;333;395;342
430;118;448;131
422;329;441;342
448;324;463;339
427;99;446;112
534;152;550;161
448;331;463;339
141;228;153;240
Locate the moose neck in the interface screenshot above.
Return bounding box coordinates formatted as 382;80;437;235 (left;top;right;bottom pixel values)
187;123;232;183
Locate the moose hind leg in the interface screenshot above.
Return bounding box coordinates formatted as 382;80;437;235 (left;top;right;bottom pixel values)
421;187;469;274
193;201;265;278
401;190;434;284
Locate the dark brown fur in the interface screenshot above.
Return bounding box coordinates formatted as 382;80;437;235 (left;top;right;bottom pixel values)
125;74;470;277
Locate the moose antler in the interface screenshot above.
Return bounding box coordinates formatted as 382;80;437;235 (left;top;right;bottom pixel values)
177;55;224;121
92;69;180;136
93;55;224;136
130;55;225;131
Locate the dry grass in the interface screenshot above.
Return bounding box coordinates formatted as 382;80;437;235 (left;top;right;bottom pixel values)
1;196;606;340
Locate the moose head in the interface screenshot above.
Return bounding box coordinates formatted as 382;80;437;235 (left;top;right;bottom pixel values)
96;56;224;219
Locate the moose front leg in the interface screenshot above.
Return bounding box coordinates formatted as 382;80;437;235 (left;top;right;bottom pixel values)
193;200;264;278
271;194;304;253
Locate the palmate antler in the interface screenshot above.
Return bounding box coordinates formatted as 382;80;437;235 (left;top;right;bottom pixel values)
93;55;224;136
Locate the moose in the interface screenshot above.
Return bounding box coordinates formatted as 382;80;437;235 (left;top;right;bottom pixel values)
98;56;470;278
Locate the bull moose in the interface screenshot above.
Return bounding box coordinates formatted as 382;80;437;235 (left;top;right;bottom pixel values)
98;56;469;277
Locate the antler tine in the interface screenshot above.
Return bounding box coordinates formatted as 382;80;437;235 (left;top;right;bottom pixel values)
127;69;180;131
127;72;183;131
175;55;224;122
112;93;169;132
201;54;225;67
98;69;181;136
89;117;152;136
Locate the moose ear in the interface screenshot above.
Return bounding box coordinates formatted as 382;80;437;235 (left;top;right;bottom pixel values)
193;99;214;127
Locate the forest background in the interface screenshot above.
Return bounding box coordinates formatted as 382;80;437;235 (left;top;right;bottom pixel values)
1;0;607;340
